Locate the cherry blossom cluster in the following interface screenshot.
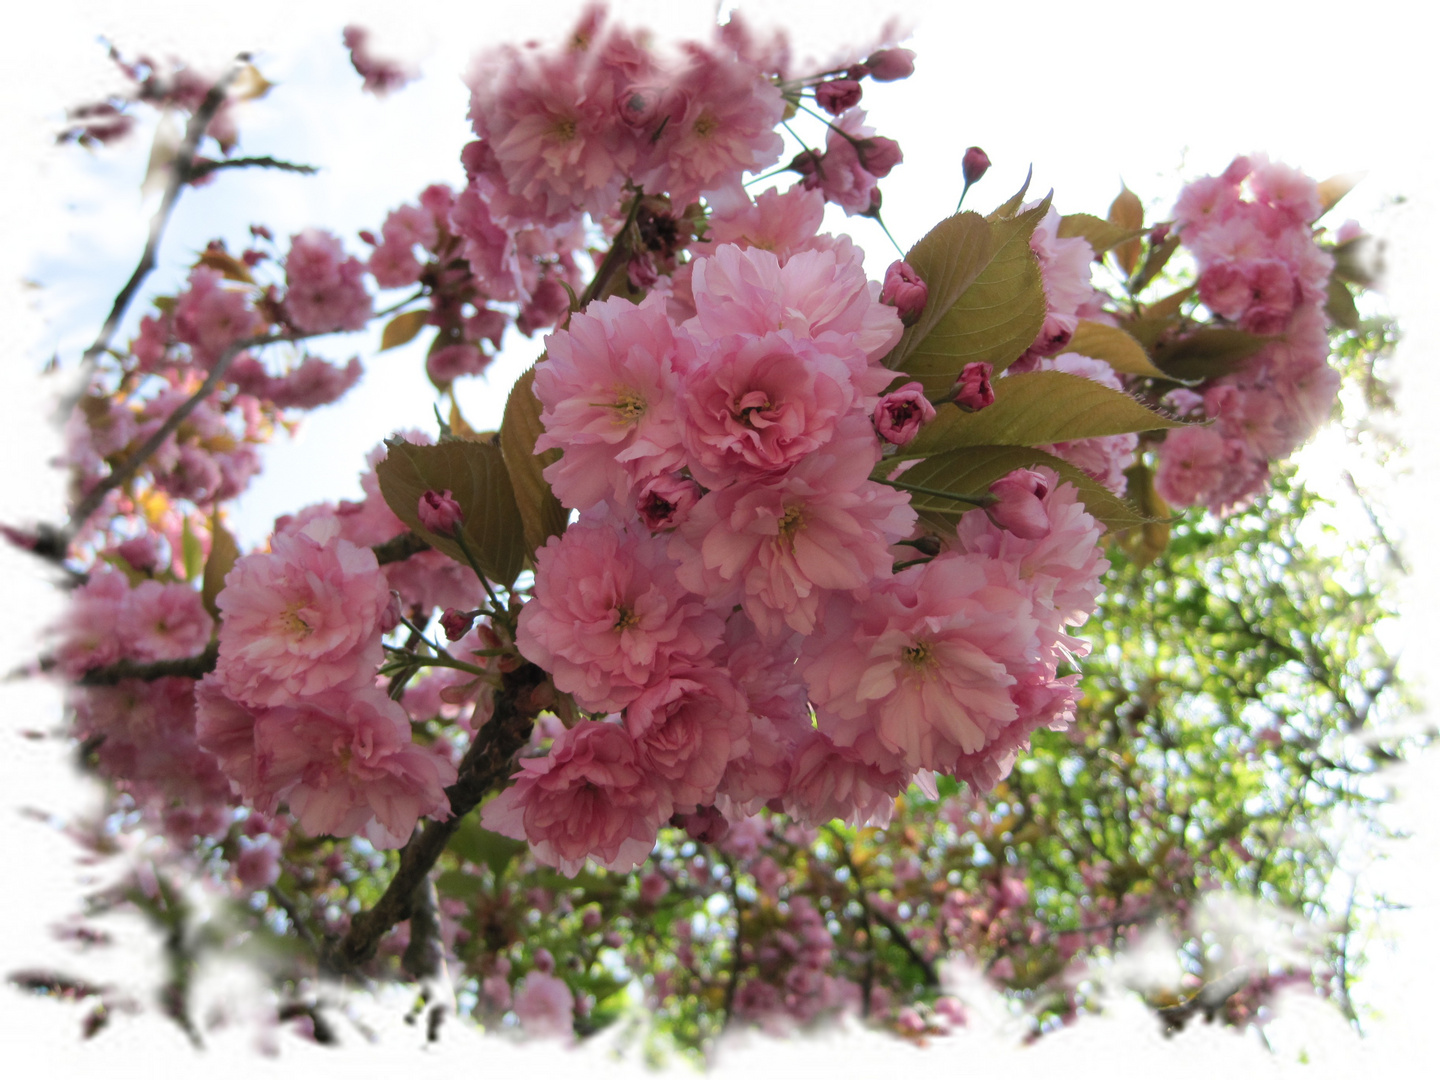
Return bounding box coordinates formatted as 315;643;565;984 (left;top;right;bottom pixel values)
481;190;1108;875
1153;156;1338;513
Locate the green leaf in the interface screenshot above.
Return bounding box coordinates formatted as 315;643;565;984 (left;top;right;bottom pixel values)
1325;276;1361;331
1332;237;1381;288
180;517;204;582
1114;462;1171;568
449;814;528;879
499;365;568;559
376;437;527;586
201;513;240;620
1107;185;1144;276
1057;213;1143;257
901;371;1183;460
1151;328;1272;382
379;309;430;352
1067;321;1168;378
884;199;1050;393
890;444;1147;534
436;868;483;900
985;165;1032;221
1130;232;1182;293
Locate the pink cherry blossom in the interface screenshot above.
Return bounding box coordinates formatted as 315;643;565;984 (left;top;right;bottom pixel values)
534;293;687;511
624;665;750;816
282;229;373;334
517;517;724;713
513;971;575;1037
481;720;661;877
214;516;392;707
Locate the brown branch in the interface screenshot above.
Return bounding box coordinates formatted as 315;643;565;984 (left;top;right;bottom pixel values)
322;660;547;974
78;55;253;377
372;530;430;565
187;155;319;181
77;642;219;687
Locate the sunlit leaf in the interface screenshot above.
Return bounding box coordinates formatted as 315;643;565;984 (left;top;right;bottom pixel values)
889;444;1148;534
885;199;1050;393
1325;276;1361;331
499;365;567;558
901;371;1183;459
201;513;240;619
1316;171;1365;217
1067;321;1168;378
1057;213;1143;257
379;309;430;352
180;517;204;582
1108;185;1144;276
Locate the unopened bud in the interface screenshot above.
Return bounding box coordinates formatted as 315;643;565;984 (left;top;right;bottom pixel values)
864;48;916;82
953;362;995;411
873;381;935;446
440;607;474;641
857;136;902;178
962;146;991;188
417;489;463;535
1148;222;1172;244
815;77;862;116
380;590;403;634
987;469;1051;540
880;260;928;325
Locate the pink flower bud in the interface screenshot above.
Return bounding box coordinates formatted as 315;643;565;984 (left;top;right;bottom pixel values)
953;362;994;411
639;873;670;905
880;260;928;325
532;947;555;974
635;473;702;531
873;382;935;446
815;78;862;115
987;469;1051;540
440;607;475;641
1148;222;1172;244
962;146;991;188
856;136;902;178
864;48;916;81
673;806;729;844
417;489;463;535
581;907;602;930
380;591;403;634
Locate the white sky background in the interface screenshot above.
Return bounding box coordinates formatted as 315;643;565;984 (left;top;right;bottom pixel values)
2;0;1438;1076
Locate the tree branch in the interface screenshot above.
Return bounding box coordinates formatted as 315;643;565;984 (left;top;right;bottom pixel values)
321;660;547;974
78;55;253;377
77;642;219;687
187;155;319;181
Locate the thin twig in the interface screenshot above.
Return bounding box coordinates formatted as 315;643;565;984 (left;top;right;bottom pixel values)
78;55;253;377
186;155;319;181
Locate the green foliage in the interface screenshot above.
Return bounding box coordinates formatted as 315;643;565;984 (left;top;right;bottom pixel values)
498;365;567;560
375;435;526;586
884;200;1050;393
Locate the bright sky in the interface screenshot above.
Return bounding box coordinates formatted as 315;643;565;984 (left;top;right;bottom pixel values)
2;1;1437;1075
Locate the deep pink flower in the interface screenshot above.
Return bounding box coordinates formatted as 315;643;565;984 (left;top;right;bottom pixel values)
802;552;1041;775
282;229;373;334
962;146;991;187
214;516;392;707
954;362;995;411
987;469;1052;540
815;78;863;115
635;473;703;532
880;261;927;325
863;48;916;81
668;424;915;639
517;517;724;713
534;293;687;511
481;720;661;876
781;731;910;828
680;330;858;487
873;382;934;446
624;665;750;816
417;489;464;535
